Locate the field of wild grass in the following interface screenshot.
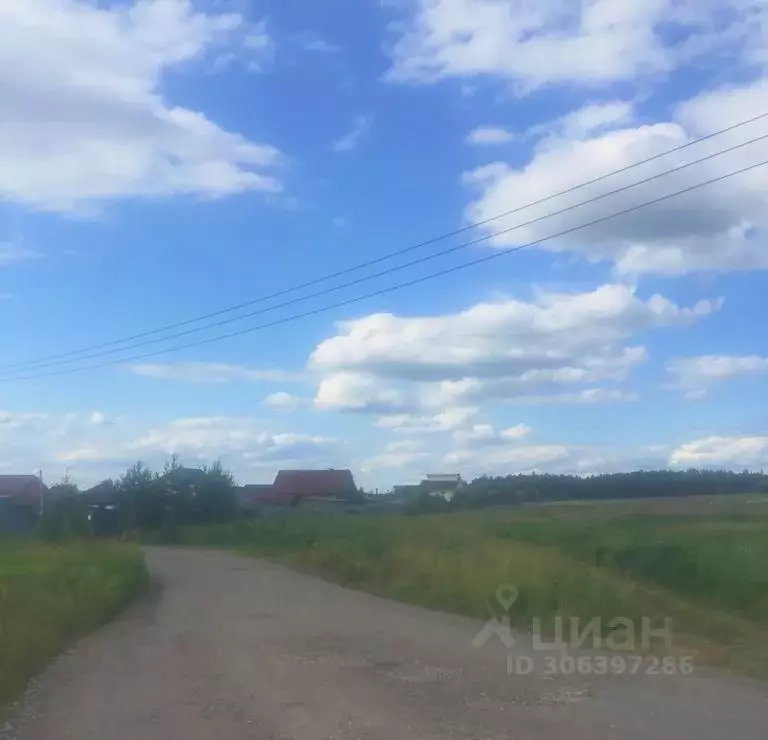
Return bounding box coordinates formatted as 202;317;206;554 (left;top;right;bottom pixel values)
177;494;768;676
0;541;148;708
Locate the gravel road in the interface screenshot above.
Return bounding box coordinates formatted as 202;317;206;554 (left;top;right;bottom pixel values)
6;547;768;739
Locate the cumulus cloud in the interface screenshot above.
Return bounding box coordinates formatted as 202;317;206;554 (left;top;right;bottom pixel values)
667;355;768;398
452;422;531;448
670;436;768;468
360;440;429;473
128;362;305;384
262;392;304;411
446;443;572;469
510;388;639;405
464;81;768;276
0;408;343;485
467;126;515;145
0;0;282;213
311;284;720;412
332;115;372;153
376;407;482;433
386;0;766;91
315;372;411;414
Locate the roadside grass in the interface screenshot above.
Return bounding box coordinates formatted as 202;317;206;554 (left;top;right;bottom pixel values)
175;495;768;677
0;541;149;708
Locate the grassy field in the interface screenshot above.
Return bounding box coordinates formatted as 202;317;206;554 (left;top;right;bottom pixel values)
175;494;768;677
0;541;149;708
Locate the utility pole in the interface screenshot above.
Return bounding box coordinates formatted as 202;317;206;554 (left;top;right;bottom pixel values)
37;469;45;514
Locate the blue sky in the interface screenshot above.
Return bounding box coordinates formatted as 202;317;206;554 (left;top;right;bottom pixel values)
1;0;767;489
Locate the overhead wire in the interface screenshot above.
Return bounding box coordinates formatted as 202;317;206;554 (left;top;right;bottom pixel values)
3;157;765;383
3;130;768;374
2;110;767;372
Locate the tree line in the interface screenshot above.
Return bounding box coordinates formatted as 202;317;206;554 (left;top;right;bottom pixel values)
39;455;238;540
405;469;768;513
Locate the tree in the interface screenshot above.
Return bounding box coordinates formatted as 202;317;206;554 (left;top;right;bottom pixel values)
119;461;163;531
36;492;91;541
195;461;238;523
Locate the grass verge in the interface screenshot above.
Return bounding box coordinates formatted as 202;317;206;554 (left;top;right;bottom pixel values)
0;541;149;708
174;499;768;677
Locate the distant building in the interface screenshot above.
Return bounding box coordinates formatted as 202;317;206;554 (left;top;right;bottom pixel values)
0;475;50;534
420;473;465;502
235;484;282;516
80;480;122;537
392;484;421;501
272;469;361;507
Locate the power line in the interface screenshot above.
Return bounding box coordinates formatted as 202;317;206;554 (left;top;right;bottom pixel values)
6;131;768;374
4;110;768;372
3;158;765;383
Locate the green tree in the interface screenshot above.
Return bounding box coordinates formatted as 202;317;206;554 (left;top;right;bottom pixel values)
119;461;163;531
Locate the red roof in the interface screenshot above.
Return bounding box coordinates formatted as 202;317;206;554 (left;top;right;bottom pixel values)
236;484;287;507
272;469;357;499
0;475;49;507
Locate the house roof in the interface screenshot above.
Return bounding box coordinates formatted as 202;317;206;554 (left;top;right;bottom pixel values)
80;480;121;506
235;484;286;508
273;469;357;499
0;475;49;507
421;474;464;494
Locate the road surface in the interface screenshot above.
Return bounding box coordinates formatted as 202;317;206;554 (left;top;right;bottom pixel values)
5;547;768;739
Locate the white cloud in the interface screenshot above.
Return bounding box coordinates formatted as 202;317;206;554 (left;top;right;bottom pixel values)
262;391;304;410
464;84;768;276
446;443;572;468
302;38;342;54
0;411;47;433
387;1;765;91
536;101;634;140
88;411;110;427
332;115;372;153
311;284;719;412
670;436;768;468
128;362;305;384
315;372;411;413
452;422;531;447
361;439;429;472
667;355;768;398
54;416;340;481
376;406;481;433
510;388;639;404
0;243;43;266
467;126;515;145
0;0;282;213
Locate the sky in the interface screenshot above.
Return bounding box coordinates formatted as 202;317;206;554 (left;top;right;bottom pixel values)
1;0;767;490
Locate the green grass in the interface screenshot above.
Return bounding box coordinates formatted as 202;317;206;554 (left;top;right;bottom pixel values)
174;495;768;677
0;541;149;708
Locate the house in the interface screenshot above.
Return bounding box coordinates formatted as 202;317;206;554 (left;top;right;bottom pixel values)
420;473;465;502
235;484;283;516
272;469;361;507
80;480;122;537
0;475;49;534
392;484;421;501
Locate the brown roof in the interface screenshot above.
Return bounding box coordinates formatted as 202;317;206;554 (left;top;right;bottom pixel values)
273;469;357;499
0;475;49;507
236;484;285;508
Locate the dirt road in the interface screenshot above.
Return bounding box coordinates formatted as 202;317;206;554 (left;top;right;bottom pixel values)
7;548;768;739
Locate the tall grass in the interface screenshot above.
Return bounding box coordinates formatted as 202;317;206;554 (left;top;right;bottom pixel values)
176;497;768;676
0;541;149;708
